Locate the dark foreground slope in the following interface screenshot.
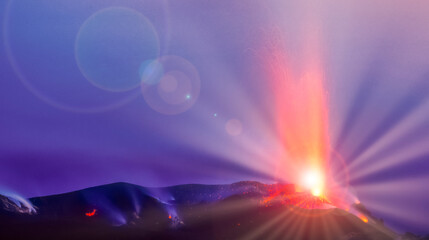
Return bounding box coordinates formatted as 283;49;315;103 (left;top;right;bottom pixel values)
0;182;419;240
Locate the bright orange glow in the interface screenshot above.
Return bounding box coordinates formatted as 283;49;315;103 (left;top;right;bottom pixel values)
258;24;358;212
263;31;331;200
358;214;369;223
260;183;332;210
85;209;96;217
168;215;172;219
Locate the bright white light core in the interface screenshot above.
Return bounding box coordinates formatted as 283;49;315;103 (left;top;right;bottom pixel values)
302;169;324;197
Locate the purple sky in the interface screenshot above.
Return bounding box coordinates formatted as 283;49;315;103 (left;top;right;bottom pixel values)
1;0;429;234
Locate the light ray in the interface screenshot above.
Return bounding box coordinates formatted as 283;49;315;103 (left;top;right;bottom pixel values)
238;208;290;240
350;138;429;182
348;100;429;172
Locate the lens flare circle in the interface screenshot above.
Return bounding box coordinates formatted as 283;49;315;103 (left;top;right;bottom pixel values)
75;7;160;92
159;73;179;93
139;59;164;85
141;55;200;115
225;118;243;136
3;1;142;113
157;71;192;105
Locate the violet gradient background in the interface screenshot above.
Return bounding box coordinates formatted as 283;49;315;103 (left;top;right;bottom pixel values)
1;0;429;234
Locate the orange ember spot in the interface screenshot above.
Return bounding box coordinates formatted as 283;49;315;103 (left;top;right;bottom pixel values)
359;214;368;223
168;215;172;219
85;209;96;217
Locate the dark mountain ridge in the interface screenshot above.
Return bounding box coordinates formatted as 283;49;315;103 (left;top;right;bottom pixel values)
0;181;425;240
